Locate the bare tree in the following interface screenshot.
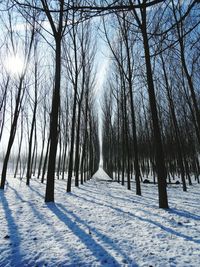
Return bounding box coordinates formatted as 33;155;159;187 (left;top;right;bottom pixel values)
0;9;35;190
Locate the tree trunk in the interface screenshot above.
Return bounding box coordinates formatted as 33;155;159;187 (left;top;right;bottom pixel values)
45;38;61;202
0;78;24;189
141;10;168;208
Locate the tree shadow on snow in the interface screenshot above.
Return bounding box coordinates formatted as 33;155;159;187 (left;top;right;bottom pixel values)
79;182;200;228
7;184;86;265
70;192;200;245
167;208;200;222
0;191;23;266
47;202;138;267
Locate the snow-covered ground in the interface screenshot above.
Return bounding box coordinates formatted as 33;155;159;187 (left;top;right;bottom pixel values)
0;168;200;267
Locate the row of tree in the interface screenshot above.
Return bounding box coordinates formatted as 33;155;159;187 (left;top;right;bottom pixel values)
0;0;199;208
0;1;100;202
101;0;200;208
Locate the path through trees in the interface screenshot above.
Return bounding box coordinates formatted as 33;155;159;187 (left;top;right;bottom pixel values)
0;1;200;208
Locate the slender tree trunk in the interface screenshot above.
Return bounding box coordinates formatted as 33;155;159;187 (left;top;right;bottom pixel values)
67;91;77;192
57;131;62;179
32;125;38;176
126;44;141;195
80;98;88;184
37;138;45;179
74;103;82;186
14;111;24;178
45;38;61;202
26;101;37;185
140;9;168;208
0;78;24;189
41;137;50;184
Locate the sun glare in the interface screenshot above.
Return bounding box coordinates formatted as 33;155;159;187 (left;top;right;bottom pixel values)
5;54;25;76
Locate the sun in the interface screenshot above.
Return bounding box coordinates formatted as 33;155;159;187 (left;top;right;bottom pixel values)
5;54;25;76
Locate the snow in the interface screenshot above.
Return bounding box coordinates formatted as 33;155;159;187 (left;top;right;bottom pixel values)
0;168;200;267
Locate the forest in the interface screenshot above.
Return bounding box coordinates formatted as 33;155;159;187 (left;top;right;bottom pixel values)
0;1;200;266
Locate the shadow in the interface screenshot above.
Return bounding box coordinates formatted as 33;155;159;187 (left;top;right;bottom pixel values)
81;180;198;217
47;203;136;266
70;192;200;245
0;191;23;266
29;184;44;199
76;186;159;210
7;184;84;265
4;174;200;266
168;208;200;222
80;181;160;205
57;203;137;265
73;190;191;235
9;184;130;265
